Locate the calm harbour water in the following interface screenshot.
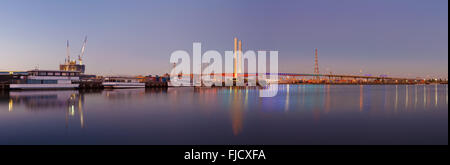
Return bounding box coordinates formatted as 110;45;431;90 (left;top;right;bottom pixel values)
0;85;447;145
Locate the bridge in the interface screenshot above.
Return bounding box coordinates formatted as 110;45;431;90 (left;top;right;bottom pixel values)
169;38;431;85
174;72;424;84
275;73;421;81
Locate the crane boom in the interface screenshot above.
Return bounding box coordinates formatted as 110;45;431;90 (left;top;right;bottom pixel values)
78;36;87;65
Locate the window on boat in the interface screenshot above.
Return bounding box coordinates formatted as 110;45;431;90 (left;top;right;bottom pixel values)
27;79;41;84
38;72;46;76
55;72;61;76
48;72;54;76
42;80;57;84
25;79;55;84
62;72;67;76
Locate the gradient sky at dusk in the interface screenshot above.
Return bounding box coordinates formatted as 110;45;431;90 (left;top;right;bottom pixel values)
0;0;448;78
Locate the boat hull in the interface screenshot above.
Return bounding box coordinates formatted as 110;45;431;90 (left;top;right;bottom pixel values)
9;84;79;89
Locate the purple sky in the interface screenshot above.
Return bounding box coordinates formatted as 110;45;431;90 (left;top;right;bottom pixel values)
0;0;447;78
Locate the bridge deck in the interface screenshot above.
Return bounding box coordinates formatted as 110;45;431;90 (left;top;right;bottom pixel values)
174;73;421;81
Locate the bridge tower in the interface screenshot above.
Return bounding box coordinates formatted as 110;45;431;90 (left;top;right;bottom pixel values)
314;48;319;80
233;37;243;79
234;37;238;79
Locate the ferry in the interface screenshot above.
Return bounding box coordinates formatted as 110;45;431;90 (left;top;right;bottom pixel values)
102;77;145;89
9;70;80;89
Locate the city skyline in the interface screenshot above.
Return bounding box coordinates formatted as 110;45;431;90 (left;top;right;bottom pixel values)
0;0;448;78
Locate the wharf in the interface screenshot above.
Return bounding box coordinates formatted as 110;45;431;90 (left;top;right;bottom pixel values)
79;81;104;89
145;81;168;88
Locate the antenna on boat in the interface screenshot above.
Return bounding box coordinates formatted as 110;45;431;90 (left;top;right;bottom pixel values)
78;36;87;65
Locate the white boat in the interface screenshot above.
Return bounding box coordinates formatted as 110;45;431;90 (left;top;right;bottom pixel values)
102;77;145;88
9;70;80;89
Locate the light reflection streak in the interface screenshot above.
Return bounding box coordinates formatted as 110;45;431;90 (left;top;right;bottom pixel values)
435;84;438;107
285;84;289;112
384;85;388;112
405;85;408;109
415;85;417;109
70;105;75;116
359;85;363;112
395;85;398;112
302;85;305;106
79;94;84;128
8;98;13;112
230;87;244;136
65;107;69;128
325;85;330;113
424;85;426;109
244;87;248;109
313;86;321;121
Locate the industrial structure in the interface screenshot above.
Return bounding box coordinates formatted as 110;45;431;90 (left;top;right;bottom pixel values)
60;36;87;73
314;48;319;80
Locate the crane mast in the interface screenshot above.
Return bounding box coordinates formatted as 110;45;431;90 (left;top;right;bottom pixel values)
66;40;70;63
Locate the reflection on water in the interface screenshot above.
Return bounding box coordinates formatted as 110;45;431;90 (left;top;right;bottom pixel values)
424;85;427;108
360;85;363;111
231;88;244;135
406;85;408;109
7;90;86;128
8;98;13;112
0;85;447;145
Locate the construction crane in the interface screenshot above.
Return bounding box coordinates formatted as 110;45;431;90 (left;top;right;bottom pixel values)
60;36;87;73
78;36;87;65
66;40;70;63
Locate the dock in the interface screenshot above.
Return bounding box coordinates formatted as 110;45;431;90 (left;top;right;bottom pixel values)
145;81;168;88
78;81;104;89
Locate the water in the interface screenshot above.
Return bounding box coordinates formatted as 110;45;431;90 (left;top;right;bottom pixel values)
0;85;447;145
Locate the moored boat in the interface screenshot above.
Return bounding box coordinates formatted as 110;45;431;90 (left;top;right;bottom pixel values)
102;77;145;88
9;70;80;90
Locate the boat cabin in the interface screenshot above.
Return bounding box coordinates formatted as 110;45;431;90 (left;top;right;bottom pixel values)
28;70;81;77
